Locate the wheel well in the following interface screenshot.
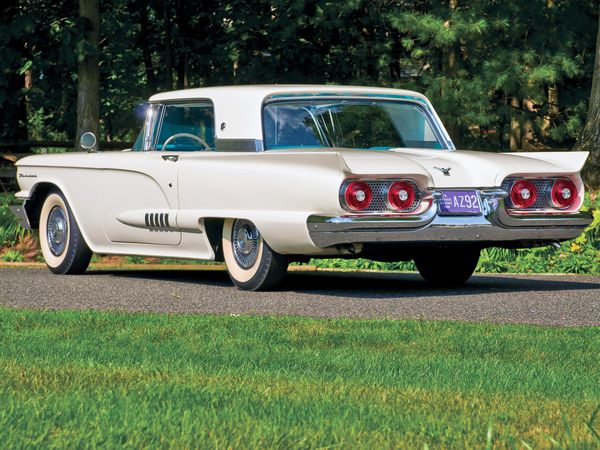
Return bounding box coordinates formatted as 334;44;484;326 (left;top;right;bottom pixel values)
204;218;225;261
24;183;60;229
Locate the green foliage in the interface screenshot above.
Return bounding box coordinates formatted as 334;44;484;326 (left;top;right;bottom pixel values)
0;0;597;147
0;309;599;447
123;255;146;264
309;257;416;272
0;194;25;247
477;243;600;275
156;258;217;265
477;195;600;275
388;1;597;148
1;250;23;262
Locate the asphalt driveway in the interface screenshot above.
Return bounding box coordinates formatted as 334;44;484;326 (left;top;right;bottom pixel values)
1;266;599;326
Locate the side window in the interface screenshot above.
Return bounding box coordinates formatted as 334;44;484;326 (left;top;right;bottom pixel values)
155;103;215;151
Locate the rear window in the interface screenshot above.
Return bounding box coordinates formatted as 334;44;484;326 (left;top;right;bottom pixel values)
263;99;443;150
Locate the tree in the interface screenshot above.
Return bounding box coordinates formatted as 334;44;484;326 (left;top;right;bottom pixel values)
75;0;99;149
389;0;597;151
0;0;597;152
575;8;600;189
0;0;32;141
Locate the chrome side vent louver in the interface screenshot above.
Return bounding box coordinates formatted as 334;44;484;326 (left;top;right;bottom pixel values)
144;212;173;232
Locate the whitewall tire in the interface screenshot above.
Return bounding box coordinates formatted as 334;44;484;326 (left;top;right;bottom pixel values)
39;190;92;274
222;218;288;291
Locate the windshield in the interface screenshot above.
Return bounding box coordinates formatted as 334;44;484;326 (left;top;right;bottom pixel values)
263;99;444;150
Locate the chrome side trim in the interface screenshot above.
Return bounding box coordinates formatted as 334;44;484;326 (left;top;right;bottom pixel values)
9;204;31;230
116;210;177;232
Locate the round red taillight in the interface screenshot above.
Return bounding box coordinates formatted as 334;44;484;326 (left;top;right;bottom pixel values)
510;180;537;209
551;179;577;209
344;181;373;211
388;181;417;211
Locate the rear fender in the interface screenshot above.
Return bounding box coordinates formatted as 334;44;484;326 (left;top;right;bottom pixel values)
500;151;589;174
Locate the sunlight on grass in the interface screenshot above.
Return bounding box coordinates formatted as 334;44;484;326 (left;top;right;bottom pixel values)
0;308;599;448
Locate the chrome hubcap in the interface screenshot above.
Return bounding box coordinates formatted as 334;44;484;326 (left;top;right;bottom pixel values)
47;206;68;256
232;220;260;269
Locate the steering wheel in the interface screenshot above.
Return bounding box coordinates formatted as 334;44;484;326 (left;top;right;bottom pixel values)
162;133;211;151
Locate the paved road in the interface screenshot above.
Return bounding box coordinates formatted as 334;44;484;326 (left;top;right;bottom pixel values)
1;266;599;326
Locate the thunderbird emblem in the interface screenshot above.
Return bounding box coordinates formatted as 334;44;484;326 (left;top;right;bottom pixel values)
434;166;452;176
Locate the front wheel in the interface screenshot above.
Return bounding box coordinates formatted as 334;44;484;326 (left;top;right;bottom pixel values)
414;247;480;286
222;219;288;291
39;190;92;274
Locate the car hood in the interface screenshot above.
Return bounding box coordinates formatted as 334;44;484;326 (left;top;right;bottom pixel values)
337;148;589;188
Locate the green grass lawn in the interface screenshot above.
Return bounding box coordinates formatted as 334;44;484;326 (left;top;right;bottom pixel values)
0;309;599;448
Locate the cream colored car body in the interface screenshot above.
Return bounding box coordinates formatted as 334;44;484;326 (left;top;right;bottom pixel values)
14;85;591;261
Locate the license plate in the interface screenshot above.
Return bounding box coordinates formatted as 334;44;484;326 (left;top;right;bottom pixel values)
439;190;481;215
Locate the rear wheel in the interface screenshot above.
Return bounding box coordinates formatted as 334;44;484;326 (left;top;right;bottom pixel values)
414;247;480;286
39;190;92;274
222;218;288;291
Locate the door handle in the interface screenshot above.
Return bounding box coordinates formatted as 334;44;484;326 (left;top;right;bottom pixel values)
162;155;179;162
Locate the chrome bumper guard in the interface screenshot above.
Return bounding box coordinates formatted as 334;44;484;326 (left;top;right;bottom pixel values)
307;190;593;248
9;204;31;231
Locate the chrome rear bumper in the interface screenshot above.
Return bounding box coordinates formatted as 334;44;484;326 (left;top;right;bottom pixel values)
307;199;592;248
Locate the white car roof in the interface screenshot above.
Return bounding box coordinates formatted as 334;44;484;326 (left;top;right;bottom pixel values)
149;84;429;103
148;84;439;143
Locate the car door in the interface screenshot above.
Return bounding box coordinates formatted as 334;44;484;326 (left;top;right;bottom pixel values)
101;101;215;246
102;150;181;246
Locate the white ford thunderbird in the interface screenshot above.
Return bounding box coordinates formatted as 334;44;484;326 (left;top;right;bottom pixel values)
12;85;592;290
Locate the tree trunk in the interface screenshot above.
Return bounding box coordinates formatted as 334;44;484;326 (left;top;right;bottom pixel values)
574;9;600;189
542;84;559;139
24;67;33;130
509;96;521;151
138;0;156;95
541;1;558;140
3;0;28;141
443;0;460;146
161;2;174;90
4;72;28;141
76;0;100;150
176;0;189;89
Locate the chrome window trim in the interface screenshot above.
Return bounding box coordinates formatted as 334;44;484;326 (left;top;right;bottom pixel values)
142;104;162;151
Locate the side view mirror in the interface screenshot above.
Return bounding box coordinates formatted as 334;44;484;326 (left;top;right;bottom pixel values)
80;132;98;152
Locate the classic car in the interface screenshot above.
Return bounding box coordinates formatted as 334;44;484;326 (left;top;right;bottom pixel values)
11;85;592;290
